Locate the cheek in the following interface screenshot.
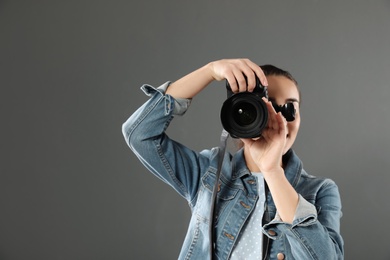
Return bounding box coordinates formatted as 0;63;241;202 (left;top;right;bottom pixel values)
287;120;300;136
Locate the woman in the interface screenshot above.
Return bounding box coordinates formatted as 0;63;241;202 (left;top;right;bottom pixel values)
122;59;344;259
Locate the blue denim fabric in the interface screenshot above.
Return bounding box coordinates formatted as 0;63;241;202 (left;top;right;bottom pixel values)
122;83;344;260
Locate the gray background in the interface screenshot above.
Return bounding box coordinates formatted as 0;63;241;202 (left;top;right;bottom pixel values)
1;0;390;259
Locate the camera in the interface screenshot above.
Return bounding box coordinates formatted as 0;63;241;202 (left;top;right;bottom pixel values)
220;77;268;138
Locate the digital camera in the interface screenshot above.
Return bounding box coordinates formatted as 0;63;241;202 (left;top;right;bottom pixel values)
220;77;268;138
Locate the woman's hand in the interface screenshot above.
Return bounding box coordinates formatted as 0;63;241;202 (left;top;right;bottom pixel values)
241;98;287;174
166;58;267;99
242;98;299;224
208;59;268;92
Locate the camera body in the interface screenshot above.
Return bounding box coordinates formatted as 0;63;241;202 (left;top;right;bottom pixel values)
220;77;268;138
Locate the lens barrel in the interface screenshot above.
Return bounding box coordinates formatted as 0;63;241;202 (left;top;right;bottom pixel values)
220;92;268;138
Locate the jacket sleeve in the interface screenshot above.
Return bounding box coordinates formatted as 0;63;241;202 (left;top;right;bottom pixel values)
263;179;344;259
122;83;208;203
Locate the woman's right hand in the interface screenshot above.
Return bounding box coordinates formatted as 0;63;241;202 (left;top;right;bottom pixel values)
166;58;267;99
208;59;268;93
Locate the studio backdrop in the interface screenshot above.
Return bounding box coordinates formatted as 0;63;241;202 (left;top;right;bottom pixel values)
1;1;390;259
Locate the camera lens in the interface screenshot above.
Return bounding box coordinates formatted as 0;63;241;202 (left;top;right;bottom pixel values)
232;102;257;126
220;92;268;138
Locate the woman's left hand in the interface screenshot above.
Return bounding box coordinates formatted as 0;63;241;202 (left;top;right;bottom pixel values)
241;98;287;174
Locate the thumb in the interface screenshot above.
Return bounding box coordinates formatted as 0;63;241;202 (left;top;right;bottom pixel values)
240;138;254;147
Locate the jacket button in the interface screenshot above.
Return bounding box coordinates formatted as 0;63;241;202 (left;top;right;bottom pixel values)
267;230;276;236
224;232;235;240
247;179;256;184
277;252;285;259
240;201;250;209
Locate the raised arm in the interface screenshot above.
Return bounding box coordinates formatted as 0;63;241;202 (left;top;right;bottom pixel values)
166;59;268;99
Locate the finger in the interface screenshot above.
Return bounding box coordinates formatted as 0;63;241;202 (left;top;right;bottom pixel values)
271;113;280;130
276;112;287;134
232;69;248;93
263;97;276;113
263;98;279;129
240;138;254;147
266;109;278;131
225;71;239;93
275;112;284;131
239;67;256;92
244;59;268;87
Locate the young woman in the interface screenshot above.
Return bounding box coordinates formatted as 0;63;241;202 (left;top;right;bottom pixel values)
122;59;344;259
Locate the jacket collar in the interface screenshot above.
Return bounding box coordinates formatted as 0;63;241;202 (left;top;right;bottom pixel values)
231;149;251;180
282;149;303;188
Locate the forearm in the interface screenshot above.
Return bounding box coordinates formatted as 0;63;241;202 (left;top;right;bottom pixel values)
264;168;299;223
263;178;344;259
166;58;267;99
165;63;215;99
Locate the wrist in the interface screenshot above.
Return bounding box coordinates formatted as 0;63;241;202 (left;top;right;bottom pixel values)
262;166;284;179
203;62;217;81
205;60;226;81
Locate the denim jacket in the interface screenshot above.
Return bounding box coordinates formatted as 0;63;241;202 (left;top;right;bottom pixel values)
122;82;344;259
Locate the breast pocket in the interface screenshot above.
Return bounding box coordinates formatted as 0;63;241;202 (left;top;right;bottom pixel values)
200;170;240;224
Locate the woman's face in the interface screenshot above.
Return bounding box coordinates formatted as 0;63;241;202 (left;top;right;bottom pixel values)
266;75;301;155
